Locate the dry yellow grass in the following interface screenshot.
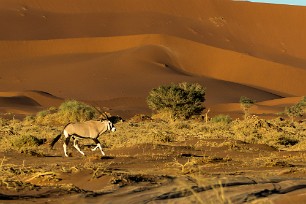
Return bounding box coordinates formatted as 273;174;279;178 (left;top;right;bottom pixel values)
0;102;306;203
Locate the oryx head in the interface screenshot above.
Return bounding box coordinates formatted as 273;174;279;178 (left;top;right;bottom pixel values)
106;120;116;132
94;108;118;132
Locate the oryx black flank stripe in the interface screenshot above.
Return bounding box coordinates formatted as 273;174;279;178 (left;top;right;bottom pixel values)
71;133;88;139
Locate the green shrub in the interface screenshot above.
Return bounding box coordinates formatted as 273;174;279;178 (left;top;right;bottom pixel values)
147;82;206;119
58;100;99;122
284;96;306;122
0;117;8;127
12;134;45;149
240;96;255;119
33;100;100;125
0;134;45;153
211;114;232;124
173;121;191;129
278;136;299;147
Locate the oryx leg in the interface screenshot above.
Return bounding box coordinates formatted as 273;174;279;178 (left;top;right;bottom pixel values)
63;130;70;157
92;145;99;151
72;137;85;156
92;138;105;156
91;138;99;151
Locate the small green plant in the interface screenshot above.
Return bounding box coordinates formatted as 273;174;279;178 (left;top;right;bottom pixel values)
211;114;232;124
147;82;206;119
12;134;45;148
239;96;255;119
284;96;306;122
0;133;46;154
278;136;299;147
0;117;8;127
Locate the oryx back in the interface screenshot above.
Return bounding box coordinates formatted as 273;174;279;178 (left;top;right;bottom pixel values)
65;120;110;139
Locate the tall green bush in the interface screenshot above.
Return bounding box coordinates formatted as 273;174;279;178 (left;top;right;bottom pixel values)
240;96;255;119
147;82;206;119
284;96;306;122
33;100;100;125
57;100;100;123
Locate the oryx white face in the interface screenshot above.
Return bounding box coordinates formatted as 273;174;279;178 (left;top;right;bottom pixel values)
107;121;116;132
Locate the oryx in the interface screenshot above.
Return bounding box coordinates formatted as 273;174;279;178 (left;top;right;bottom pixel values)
50;120;116;157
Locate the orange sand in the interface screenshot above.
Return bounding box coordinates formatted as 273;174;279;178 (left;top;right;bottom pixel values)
0;0;305;118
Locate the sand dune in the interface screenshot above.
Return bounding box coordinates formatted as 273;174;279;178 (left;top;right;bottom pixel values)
0;0;305;118
2;0;306;67
0;91;62;117
0;37;281;118
1;34;306;97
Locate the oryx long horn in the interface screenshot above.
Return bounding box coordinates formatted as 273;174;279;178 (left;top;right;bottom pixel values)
92;106;109;120
100;112;109;120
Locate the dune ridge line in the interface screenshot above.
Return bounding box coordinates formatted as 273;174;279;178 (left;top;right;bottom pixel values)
0;34;305;97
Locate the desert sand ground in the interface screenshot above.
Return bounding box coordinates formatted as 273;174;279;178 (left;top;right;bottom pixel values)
1;0;306;203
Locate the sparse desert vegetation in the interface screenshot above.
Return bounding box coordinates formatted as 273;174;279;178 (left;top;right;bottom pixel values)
1;92;306;202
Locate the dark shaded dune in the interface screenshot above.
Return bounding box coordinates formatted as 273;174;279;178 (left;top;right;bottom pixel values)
0;96;39;107
257;96;302;107
0;91;62;106
21;91;63;107
0;91;63;117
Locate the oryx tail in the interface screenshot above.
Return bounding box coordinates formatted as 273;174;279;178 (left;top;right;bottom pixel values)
50;133;61;149
50;123;70;149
